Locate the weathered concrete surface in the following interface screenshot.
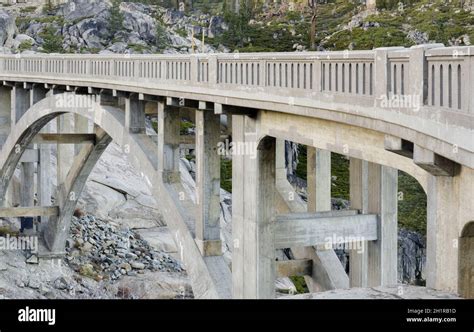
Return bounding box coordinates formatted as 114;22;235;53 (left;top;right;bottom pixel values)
280;285;460;299
0;94;231;299
0;46;472;298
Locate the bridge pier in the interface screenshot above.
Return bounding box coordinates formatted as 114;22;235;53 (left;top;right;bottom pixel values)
294;147;349;292
366;163;398;286
349;158;369;287
232;115;276;299
338;158;398;288
195;109;222;256
125;94;146;134
157;101;180;183
34;86;51;234
13;85;36;234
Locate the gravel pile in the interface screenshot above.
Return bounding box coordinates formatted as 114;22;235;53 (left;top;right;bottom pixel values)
65;215;184;281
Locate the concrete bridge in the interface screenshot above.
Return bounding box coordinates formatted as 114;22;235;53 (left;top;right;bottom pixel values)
0;44;472;299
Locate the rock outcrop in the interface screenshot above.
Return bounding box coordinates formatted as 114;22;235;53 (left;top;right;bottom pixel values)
0;10;16;48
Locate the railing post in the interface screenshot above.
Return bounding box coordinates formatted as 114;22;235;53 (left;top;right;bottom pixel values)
208;55;218;86
374;47;405;106
86;58;91;77
408;44;444;109
190;54;198;84
259;60;265;87
374;48;392;106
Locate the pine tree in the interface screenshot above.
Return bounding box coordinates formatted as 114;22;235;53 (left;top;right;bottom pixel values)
109;0;124;38
40;25;63;53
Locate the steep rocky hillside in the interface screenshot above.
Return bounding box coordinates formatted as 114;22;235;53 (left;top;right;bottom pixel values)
0;0;472;54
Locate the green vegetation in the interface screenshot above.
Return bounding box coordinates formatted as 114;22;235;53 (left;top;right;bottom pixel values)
20;6;37;14
0;226;19;237
205;0;472;52
39;25;64;53
175;28;188;38
155;23;170;51
221;157;232;192
18;40;33;53
289;276;309;294
128;43;148;53
398;171;427;233
109;0;125;38
42;0;57;15
33;15;65;25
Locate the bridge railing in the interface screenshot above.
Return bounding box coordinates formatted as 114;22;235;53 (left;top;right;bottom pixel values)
0;45;473;114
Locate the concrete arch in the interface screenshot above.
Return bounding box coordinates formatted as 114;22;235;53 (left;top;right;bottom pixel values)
459;221;474;298
257;110;430;192
0;93;232;299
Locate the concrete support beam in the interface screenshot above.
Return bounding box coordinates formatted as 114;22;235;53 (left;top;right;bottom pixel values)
56;114;75;186
12;85;35;232
384;135;413;158
38;123;52;233
166;97;199;109
30;84;47;106
0;86;11;143
426;175;459;293
366;163;398;287
274;213;378;249
20;163;35;208
32;133;96;145
11;86;30;125
414;144;456;176
307;147;331;212
74;114;91;155
157;101;180;183
195;109;222;256
303;146;349;291
0;206;59;218
232;115;276;299
125;94;146;134
198;101;214;111
349;158;369;287
276;259;313;278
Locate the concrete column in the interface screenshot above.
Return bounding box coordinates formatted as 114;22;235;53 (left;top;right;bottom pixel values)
0;86;11;147
157;101;180;183
307;147;331;212
195;109;222;256
426;175;459;293
56;114;75;187
11;86;30;125
13;85;35;232
30;85;51;231
367;163;398;287
232;114;276;299
349;158;369;287
37;122;52;232
0;86;11;207
20;163;35;208
74;114;90;155
30;84;47;106
275;139;286;179
125;94;146;134
301;147;349;291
